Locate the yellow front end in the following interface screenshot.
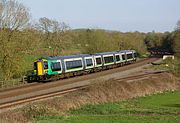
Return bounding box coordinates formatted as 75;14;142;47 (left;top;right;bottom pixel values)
37;61;44;76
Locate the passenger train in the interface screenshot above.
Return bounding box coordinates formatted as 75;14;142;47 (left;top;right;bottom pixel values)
27;50;137;82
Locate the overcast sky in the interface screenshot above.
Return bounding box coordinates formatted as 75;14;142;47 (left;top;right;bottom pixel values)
18;0;180;32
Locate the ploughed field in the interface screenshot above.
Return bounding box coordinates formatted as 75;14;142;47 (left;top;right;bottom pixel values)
35;90;180;123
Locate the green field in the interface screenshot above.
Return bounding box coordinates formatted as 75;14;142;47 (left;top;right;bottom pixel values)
35;90;180;123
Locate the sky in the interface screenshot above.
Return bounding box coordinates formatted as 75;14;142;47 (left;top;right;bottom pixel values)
18;0;180;32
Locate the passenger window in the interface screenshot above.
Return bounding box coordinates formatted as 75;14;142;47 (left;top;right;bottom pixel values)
66;60;83;70
104;56;114;64
115;55;120;61
134;53;137;57
51;62;61;71
122;55;126;60
96;57;102;65
127;54;133;59
86;59;93;67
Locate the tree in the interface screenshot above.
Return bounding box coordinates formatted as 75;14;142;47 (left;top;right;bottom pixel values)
35;17;70;55
161;32;174;53
172;21;180;57
144;32;159;49
77;29;116;54
0;0;30;30
173;31;180;57
0;0;31;80
175;20;180;31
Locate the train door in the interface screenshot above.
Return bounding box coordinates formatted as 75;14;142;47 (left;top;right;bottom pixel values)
35;61;44;76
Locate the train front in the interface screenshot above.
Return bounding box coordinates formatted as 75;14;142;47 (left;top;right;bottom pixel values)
27;59;49;82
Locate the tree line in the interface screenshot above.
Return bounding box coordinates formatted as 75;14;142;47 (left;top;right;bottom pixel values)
0;0;179;80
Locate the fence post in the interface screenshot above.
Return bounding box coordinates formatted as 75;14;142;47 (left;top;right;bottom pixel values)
22;76;26;84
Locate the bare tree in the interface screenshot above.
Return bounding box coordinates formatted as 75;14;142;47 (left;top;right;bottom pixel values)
35;17;69;33
175;20;180;31
0;0;31;80
0;0;30;30
35;17;70;55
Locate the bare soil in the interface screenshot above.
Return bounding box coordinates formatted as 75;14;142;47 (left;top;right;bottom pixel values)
0;72;179;123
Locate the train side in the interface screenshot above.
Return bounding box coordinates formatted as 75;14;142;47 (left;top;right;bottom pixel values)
28;50;137;82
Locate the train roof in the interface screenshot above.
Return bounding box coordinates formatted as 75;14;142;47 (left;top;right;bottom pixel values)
94;51;118;55
45;54;92;60
43;50;136;60
119;50;135;53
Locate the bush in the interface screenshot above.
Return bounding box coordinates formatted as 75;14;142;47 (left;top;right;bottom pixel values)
164;58;180;77
23;105;52;120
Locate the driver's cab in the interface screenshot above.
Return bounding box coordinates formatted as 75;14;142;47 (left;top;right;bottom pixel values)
34;59;48;76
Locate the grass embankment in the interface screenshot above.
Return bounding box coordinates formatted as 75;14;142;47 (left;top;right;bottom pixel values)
152;58;180;77
36;90;180;123
0;73;179;123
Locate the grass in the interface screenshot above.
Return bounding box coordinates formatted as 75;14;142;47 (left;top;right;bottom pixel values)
152;58;180;77
35;90;180;123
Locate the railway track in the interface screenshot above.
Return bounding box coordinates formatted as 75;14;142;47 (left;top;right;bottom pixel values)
0;71;166;111
0;58;157;93
116;71;165;82
0;82;40;93
0;85;88;110
0;58;160;111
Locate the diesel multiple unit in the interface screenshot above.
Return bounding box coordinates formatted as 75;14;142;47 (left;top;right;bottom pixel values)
28;50;137;82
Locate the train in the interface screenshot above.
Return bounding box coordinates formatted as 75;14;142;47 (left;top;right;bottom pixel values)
27;50;137;82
